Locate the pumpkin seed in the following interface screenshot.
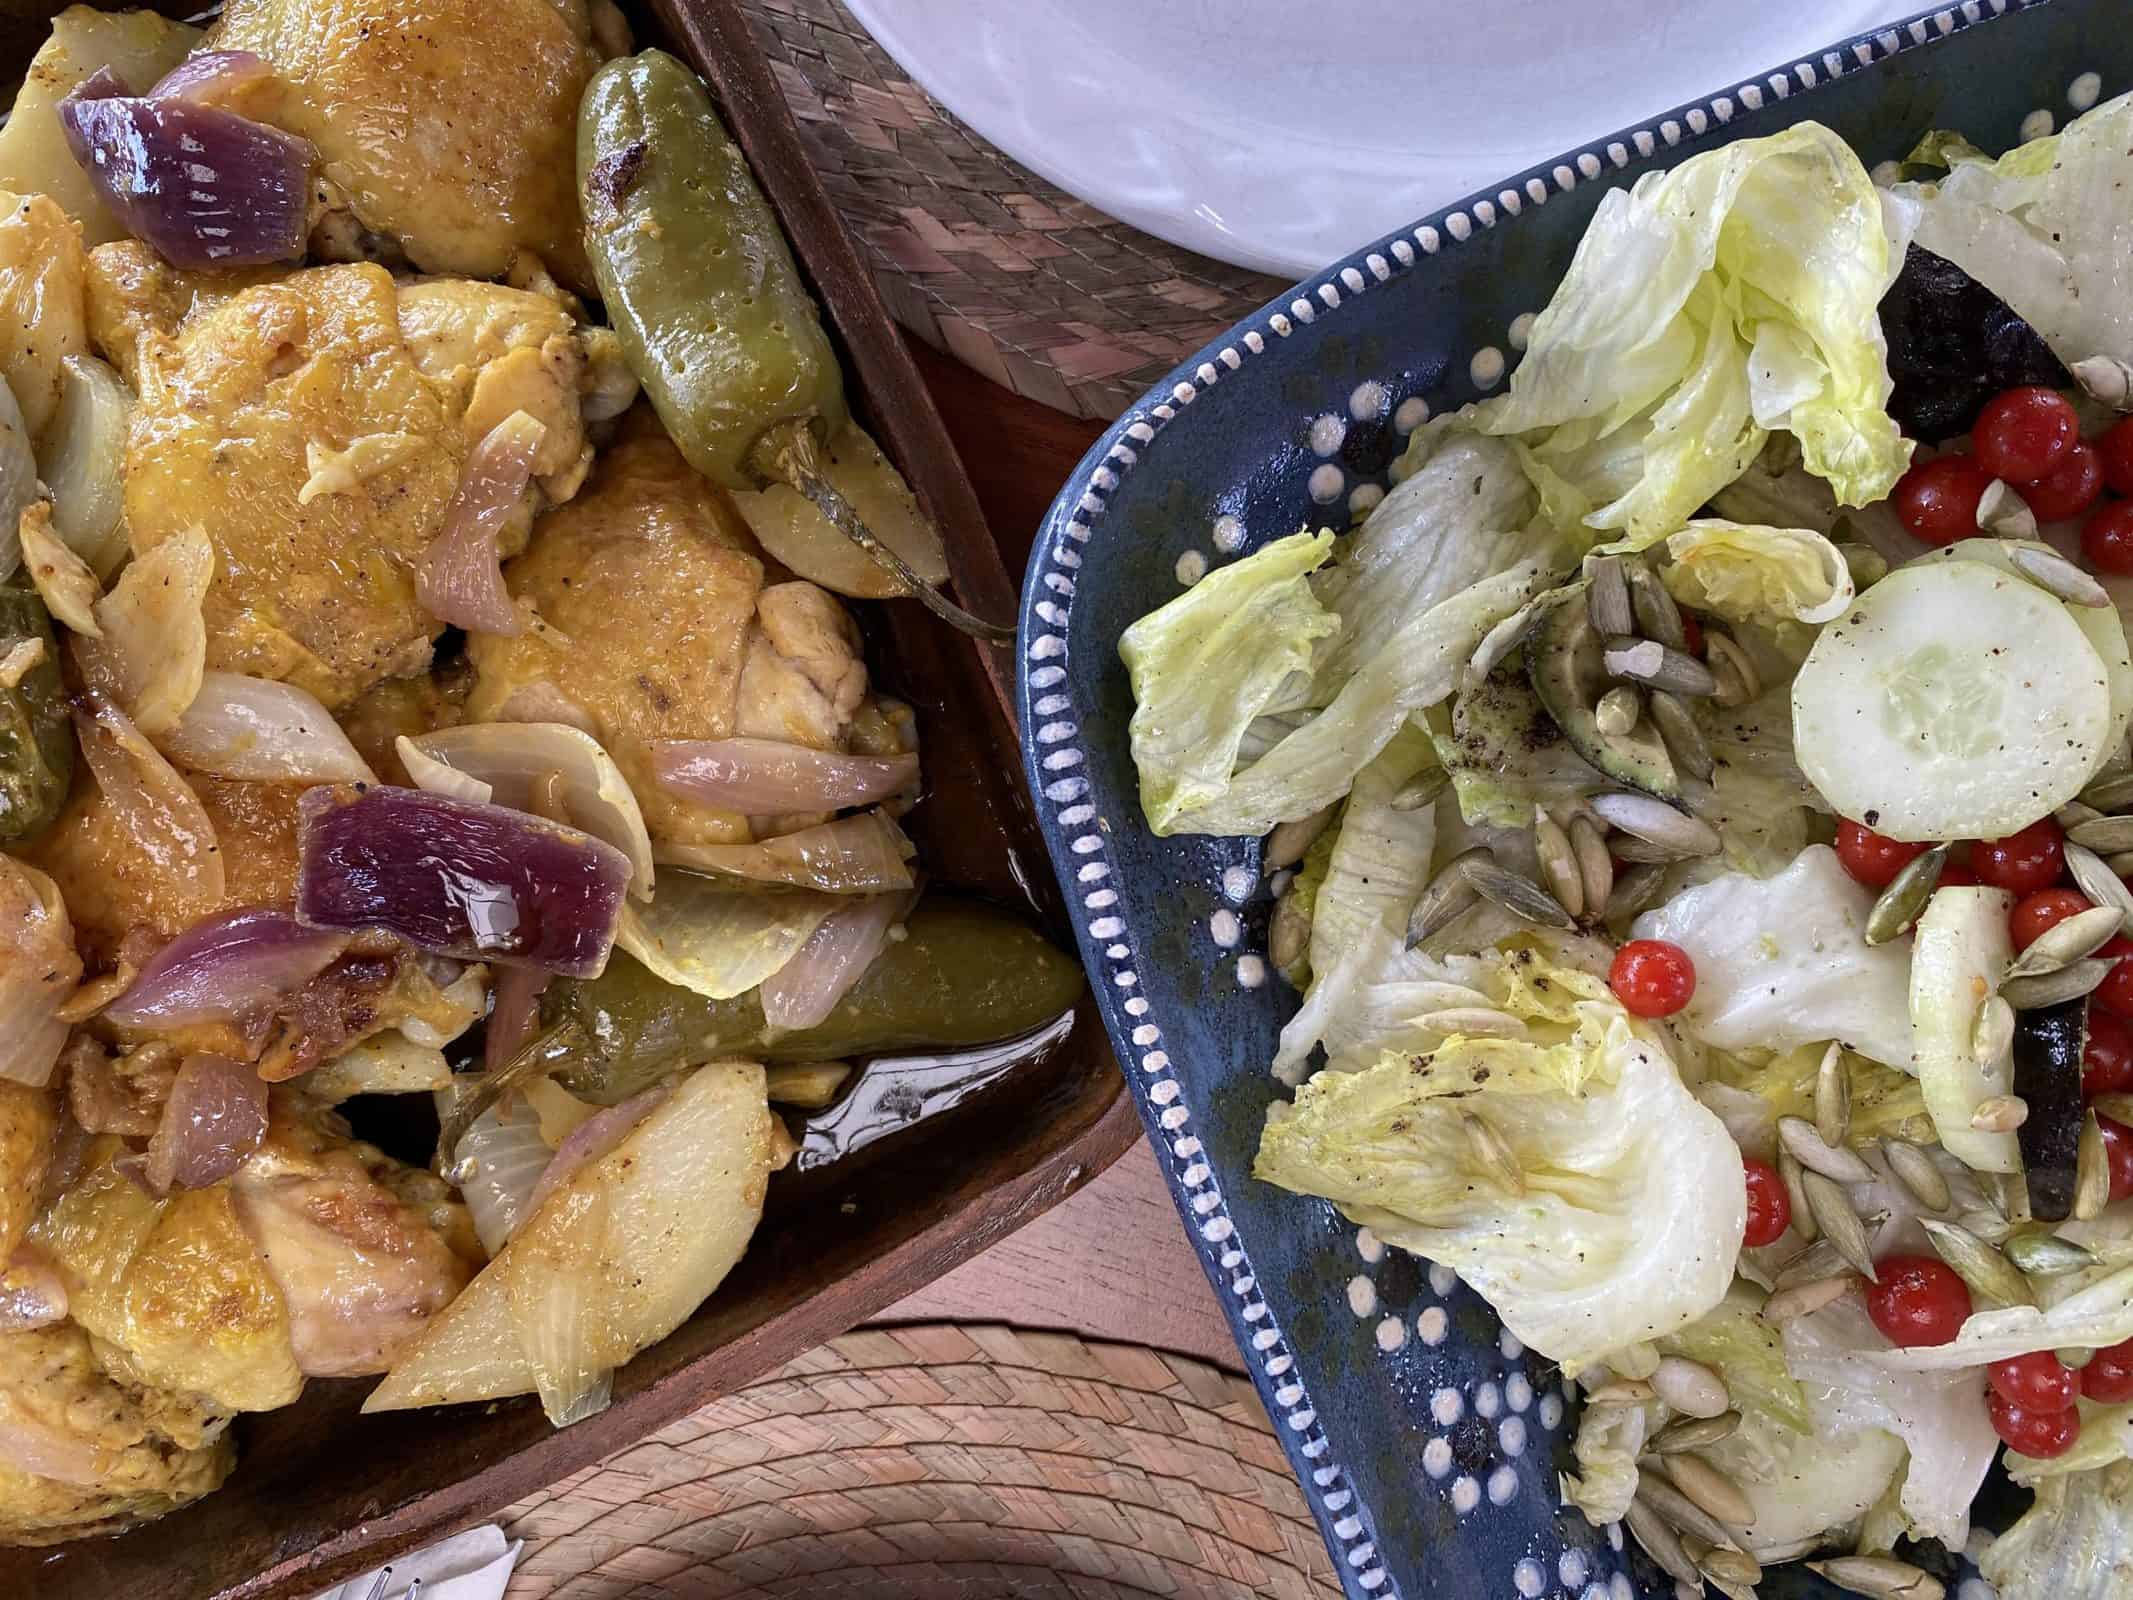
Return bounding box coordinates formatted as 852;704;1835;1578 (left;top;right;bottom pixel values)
2007;904;2126;977
1662;1454;1755;1527
1416;1007;1525;1038
1588;555;1635;636
1624;1496;1705;1589
1803;1170;1879;1281
1865;845;1948;946
2004;1232;2100;1276
1627;563;1688;650
2074;353;2133;410
1922;1218;2036;1308
1265;806;1335;870
1604;860;1669;923
1466;858;1578;930
1971;1094;2029;1134
1807;1555;1945;1600
1883;1138;1950;1211
1603;635;1719;697
1977;480;2039;540
1570;814;1612;915
1463;602;1541;700
1761;1274;1854;1325
2059;1345;2097;1369
1973;995;2017;1068
1778;1115;1876;1185
2064;841;2133;933
1406;849;1487;948
1647;690;1715;783
2092;1092;2133;1125
2081;770;2133;813
1586;1378;1656;1406
2010;540;2112;607
2069;814;2133;855
1835;542;1889;589
1462;1110;1526;1195
1815;1041;1852;1148
1634;1473;1741;1552
1704;630;1761;709
1388;768;1450;812
1647;1410;1741;1455
1268;892;1310;976
1594;683;1643;737
1588;790;1722;856
1650;1356;1729;1419
1533;807;1584;921
2003;958;2115;1010
1778;1149;1819;1245
2079;1112;2113;1219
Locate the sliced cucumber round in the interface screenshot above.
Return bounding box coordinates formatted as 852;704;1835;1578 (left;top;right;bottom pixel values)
1909;884;2021;1174
1791;559;2113;842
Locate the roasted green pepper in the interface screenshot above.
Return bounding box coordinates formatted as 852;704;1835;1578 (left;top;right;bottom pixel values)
578;51;1008;641
0;585;70;842
549;897;1086;1102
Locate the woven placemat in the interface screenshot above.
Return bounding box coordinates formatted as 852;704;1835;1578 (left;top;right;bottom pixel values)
502;1324;1341;1599
738;0;1292;421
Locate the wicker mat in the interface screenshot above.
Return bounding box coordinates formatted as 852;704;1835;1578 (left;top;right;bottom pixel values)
502;1324;1341;1600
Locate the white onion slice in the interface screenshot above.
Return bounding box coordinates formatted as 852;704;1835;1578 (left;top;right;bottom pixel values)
17;501;102;637
614;871;835;1001
395;735;492;805
403;722;654;899
416;410;544;635
77;524;212;736
307;1032;451;1103
451;1092;553;1258
0;378;34;582
0;858;80;1087
75;692;226;912
759;892;913;1032
162;671;377;783
40;355;131;579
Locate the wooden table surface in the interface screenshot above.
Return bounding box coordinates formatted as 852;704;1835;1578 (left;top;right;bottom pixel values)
867;339;1243;1374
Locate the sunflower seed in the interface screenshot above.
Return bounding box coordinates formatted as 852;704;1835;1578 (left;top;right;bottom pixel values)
1808;1555;1946;1600
1586;1378;1657;1406
2010;540;2112;607
2065;841;2133;933
1628;562;1688;650
1624;1496;1705;1588
2069;814;2133;855
1269;892;1310;975
1462;1110;1526;1196
2003;958;2115;1010
1463;602;1541;700
1648;1410;1742;1455
1595;683;1643;737
1835;542;1889;589
1533;807;1584;921
1778;1149;1820;1245
2079;1111;2113;1220
1994;1169;2035;1225
1761;1274;1855;1324
2075;353;2133;410
1604;635;1719;696
1973;995;2017;1068
1778;1115;1876;1185
1815;1041;1852;1148
2082;771;2133;813
2093;1092;2133;1125
1697;1546;1763;1590
1416;1007;1526;1037
2004;1231;2100;1276
1971;1094;2029;1133
1634;1473;1741;1552
1704;630;1762;709
1388;768;1450;812
1803;1170;1879;1281
2008;904;2127;977
1571;814;1613;915
1649;1356;1729;1418
1406;849;1487;947
2059;1345;2097;1369
1604;860;1670;923
1956;1207;2016;1244
2111;850;2133;876
1647;690;1716;783
1662;1454;1755;1527
1265;806;1336;870
1611;834;1703;864
1977;480;2039;540
1588;556;1635;636
1865;845;1948;945
1673;1582;1702;1600
1883;1138;1950;1210
2060;800;2106;830
1922;1218;2036;1308
1466;859;1578;930
1588;791;1722;856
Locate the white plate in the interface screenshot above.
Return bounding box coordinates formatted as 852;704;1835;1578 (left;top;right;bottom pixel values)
846;0;1922;277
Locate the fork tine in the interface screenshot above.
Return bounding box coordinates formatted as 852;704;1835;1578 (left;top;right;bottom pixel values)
362;1573;390;1600
404;1581;423;1600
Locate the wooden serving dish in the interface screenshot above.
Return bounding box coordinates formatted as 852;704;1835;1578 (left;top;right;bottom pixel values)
0;3;1138;1595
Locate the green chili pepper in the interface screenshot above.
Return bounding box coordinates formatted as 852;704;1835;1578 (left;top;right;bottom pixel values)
0;585;70;842
578;51;1008;642
548;897;1086;1103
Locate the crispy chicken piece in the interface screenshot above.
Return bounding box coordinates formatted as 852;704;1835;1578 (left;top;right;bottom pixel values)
466;420;767;844
82;241;280;383
0;1083;54;1262
125;263;465;708
214;0;599;287
0;191;87;442
0;1321;233;1546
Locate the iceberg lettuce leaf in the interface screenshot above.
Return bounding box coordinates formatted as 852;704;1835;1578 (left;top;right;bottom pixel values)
1661;519;1855;627
1981;1458;2133;1600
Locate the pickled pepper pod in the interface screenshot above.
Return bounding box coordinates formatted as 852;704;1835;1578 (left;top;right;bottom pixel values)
578;51;1010;642
0;585;71;842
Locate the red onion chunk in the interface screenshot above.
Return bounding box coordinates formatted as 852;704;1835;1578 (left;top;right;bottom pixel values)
297;784;629;977
523;1080;670;1219
144;1054;269;1194
484;963;551;1074
58;83;312;270
148;50;274;110
415;411;544;634
104;907;349;1030
651;737;919;814
759;892;913;1032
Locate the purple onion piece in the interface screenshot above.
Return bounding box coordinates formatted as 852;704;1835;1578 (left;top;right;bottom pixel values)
104;907;350;1030
296;784;629;978
68;65;131;101
58;86;312;270
144;1054;269;1194
651;737;919;814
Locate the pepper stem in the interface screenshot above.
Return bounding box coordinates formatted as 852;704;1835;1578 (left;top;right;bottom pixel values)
751;421;1014;644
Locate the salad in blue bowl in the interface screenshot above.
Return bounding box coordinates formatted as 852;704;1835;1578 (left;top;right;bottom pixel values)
1109;83;2133;1600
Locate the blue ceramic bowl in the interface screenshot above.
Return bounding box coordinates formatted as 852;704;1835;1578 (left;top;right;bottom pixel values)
1017;3;2131;1596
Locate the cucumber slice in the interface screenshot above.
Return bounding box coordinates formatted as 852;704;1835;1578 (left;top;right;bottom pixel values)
1909;884;2021;1174
1791;560;2112;842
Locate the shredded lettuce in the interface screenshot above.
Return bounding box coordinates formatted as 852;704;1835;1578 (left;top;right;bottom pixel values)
1255;957;1742;1369
1471;122;1909;545
1563;1392;1654;1525
1981;1458;2133;1600
1660;520;1855;627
